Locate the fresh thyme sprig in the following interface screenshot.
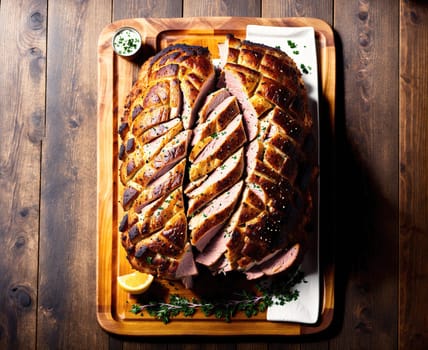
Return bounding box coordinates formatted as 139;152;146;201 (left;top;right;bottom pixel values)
130;270;305;324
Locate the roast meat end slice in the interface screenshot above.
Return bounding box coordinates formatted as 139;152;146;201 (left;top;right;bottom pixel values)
236;42;265;70
264;124;303;161
141;212;187;257
249;94;274;120
259;52;301;92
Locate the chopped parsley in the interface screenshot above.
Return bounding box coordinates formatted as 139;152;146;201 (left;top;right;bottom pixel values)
287;40;297;49
300;64;312;75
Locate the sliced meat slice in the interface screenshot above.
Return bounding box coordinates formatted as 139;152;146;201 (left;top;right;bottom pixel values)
195;226;233;267
187;148;244;216
188;134;213;163
198;184;266;270
140;211;187;257
179;56;216;129
126;194;165;234
127;213;193;280
139;118;182;145
234;186;266;223
256;115;272;141
189;181;243;252
175;243;198;278
218;34;242;68
131;105;170;137
134;130;191;186
184;174;208;195
119;143;146;185
198;87;231;123
189;114;247;181
140;119;183;164
223;63;261;141
122;182;142;211
142;80;172;110
245;244;301;280
191;95;240;146
169;78;182;119
126;187;185;239
119;120;182;188
135;159;185;208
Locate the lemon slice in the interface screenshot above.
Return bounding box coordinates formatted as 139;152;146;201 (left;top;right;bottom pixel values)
117;271;154;294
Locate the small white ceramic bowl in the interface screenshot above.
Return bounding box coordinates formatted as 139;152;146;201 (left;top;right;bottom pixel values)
112;27;142;59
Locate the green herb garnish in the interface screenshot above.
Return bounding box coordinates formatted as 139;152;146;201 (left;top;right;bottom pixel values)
287;40;297;49
130;270;305;323
300;64;311;75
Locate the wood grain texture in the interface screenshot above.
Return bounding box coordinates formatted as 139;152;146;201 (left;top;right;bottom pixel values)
0;0;46;349
37;0;111;348
1;0;427;348
183;0;261;17
114;0;183;19
262;0;332;24
399;1;428;349
332;0;399;349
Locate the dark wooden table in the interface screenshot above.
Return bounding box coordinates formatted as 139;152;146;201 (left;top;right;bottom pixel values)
1;0;427;349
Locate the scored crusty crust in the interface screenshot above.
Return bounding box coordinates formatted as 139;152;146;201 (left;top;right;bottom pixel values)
118;44;215;282
118;36;317;285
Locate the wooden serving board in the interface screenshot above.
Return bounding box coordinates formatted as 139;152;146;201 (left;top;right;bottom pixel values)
97;17;335;336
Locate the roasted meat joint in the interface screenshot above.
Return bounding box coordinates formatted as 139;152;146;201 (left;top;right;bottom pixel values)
118;34;317;288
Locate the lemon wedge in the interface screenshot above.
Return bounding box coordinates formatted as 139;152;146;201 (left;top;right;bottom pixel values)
117;271;154;294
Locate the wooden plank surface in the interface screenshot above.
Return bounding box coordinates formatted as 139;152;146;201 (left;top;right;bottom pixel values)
333;0;399;349
0;0;427;348
37;0;111;348
399;1;428;348
0;0;46;349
